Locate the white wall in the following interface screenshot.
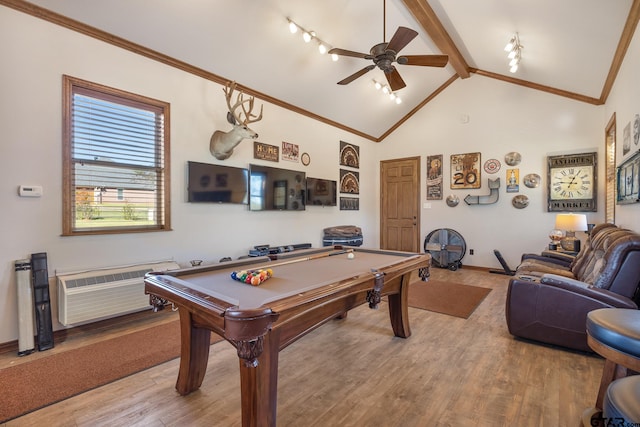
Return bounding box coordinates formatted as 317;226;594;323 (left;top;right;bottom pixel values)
375;76;605;269
604;26;640;232
0;8;374;344
0;6;636;345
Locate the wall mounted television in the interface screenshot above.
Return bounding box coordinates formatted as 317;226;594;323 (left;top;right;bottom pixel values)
249;164;306;211
187;161;249;204
306;177;337;207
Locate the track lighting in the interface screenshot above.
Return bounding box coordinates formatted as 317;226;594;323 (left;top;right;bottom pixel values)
286;18;336;61
372;79;402;105
504;33;523;73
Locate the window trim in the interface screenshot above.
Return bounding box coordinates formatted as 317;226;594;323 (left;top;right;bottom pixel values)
62;75;171;235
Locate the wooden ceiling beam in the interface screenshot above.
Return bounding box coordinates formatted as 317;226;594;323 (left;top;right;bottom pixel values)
401;0;471;78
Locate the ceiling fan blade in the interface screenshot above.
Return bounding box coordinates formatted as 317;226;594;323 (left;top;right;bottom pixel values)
385;67;406;91
385;26;418;54
337;65;376;85
328;48;371;59
397;55;449;67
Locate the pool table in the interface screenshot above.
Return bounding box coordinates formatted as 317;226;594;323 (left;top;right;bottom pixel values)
144;246;430;427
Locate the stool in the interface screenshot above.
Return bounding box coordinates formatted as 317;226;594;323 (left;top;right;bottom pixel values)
603;375;640;422
582;308;640;425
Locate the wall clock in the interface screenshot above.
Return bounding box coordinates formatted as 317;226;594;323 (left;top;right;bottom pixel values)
547;152;597;212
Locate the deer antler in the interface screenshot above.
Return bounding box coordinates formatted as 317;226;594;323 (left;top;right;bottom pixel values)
222;81;263;126
240;94;263;124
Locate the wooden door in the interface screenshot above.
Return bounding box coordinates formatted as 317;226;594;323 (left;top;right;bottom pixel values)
380;157;421;252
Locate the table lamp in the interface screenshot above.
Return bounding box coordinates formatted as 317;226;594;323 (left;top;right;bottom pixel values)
555;213;588;252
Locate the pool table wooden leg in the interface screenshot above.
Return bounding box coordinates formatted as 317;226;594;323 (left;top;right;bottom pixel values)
387;274;412;338
175;309;211;395
238;328;280;427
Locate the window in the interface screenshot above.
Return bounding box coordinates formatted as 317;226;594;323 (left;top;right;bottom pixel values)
62;75;171;235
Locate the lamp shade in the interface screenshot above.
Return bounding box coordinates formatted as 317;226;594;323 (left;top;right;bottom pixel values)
555;213;588;232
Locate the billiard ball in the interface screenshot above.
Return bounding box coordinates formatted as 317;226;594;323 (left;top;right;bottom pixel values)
347;252;355;259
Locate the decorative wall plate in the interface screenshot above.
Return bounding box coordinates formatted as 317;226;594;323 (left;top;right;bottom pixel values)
523;173;541;188
446;194;460;207
483;159;501;174
512;194;529;209
301;152;310;166
504;152;521;166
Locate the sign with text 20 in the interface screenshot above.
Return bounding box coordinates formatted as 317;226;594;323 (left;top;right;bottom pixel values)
451;152;481;189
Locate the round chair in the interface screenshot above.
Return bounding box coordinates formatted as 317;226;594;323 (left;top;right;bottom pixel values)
582;308;640;425
603;375;640;422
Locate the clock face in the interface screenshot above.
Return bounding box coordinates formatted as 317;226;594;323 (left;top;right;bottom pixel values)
547;152;597;212
550;166;593;200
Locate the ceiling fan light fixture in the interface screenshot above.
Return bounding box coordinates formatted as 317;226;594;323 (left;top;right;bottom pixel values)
318;43;327;55
395;97;402;104
510;63;519;73
302;31;313;43
373;80;382;90
331;53;339;62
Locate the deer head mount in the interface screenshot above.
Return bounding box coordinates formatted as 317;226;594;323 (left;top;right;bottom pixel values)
210;81;263;160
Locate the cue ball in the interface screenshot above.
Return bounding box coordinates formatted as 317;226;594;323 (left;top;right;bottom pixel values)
347;252;355;259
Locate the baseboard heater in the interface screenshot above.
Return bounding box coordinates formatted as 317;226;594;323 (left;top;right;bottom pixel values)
57;260;180;326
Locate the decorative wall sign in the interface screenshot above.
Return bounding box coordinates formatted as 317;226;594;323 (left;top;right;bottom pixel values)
340;169;360;194
483;159;501;174
547;152;597;212
624;122;631;155
616;149;640;204
301;152;311;166
464;178;500;205
506;168;519;193
523;173;541;188
504;152;521;166
254;141;279;162
446;194;460;207
340;197;359;210
450;152;481;189
340;141;360;168
426;154;443;200
512;194;529;209
282;141;299;162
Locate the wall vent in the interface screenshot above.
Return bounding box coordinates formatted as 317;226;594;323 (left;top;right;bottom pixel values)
57;260;180;326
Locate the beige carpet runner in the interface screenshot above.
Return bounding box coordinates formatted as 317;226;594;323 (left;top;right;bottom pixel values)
0;320;222;423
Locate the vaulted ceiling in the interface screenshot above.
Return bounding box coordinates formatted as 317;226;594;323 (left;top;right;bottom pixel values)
5;0;640;141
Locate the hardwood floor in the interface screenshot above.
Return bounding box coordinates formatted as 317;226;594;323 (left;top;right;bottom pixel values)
2;268;602;426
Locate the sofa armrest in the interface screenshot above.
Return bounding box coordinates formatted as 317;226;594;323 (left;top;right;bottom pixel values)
539;274;638;308
520;253;572;267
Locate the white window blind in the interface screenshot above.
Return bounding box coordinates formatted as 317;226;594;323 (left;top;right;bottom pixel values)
63;76;170;235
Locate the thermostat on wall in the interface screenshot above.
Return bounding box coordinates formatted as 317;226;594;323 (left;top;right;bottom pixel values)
18;185;43;197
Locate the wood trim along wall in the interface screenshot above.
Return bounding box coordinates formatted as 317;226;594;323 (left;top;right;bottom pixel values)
470;68;603;105
0;0;380;141
2;0;635;141
599;0;640;103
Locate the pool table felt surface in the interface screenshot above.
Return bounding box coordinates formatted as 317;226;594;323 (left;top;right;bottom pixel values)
164;249;415;309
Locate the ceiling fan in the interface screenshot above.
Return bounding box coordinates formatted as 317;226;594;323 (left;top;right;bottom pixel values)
328;4;448;91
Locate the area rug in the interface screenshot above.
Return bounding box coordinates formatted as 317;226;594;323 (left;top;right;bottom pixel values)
408;280;491;319
0;320;222;423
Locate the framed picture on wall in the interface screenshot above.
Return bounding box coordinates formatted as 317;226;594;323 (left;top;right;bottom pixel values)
617;149;640;204
426;154;443;200
450;152;481;189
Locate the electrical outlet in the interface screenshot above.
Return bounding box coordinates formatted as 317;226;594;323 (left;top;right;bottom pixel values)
470;249;474;255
